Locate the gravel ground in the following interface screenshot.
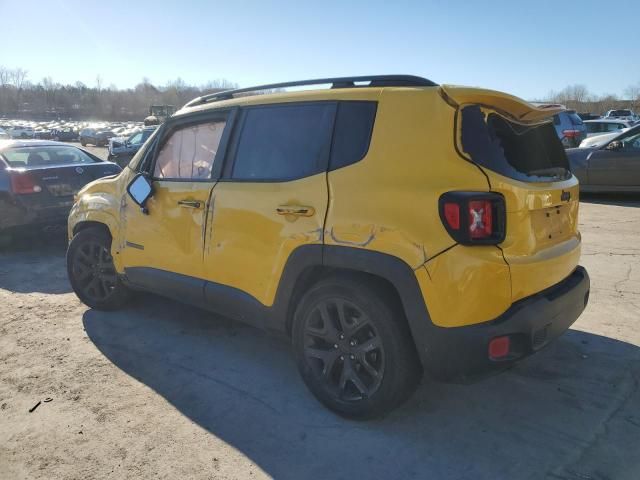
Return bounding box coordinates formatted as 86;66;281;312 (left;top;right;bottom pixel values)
0;195;639;480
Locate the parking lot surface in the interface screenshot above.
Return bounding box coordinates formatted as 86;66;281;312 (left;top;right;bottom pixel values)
1;196;639;480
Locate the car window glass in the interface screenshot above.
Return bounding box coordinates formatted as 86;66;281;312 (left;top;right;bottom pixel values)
330;101;377;170
231;103;334;180
153;120;226;180
622;132;640;150
3;146;98;168
568;113;583;125
129;132;143;144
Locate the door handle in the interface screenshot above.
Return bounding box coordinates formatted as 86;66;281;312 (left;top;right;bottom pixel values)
178;200;203;209
276;205;315;217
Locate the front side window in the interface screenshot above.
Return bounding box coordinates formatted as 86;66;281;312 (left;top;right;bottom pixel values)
617;130;640;150
231;103;334;180
128;132;143;145
153;120;226;180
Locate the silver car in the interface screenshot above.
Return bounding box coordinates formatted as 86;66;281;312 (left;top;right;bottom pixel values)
566;124;640;192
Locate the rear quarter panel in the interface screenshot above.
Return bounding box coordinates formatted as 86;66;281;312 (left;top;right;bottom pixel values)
325;89;513;327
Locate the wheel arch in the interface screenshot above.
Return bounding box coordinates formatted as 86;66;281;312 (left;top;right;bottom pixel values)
273;245;434;368
72;220;112;239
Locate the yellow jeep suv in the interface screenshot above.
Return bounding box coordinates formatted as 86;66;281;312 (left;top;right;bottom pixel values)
67;75;590;418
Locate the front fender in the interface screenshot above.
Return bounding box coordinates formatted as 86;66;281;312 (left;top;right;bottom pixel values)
68;175;126;269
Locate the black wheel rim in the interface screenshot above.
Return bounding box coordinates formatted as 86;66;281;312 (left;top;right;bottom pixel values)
71;241;118;303
303;298;385;401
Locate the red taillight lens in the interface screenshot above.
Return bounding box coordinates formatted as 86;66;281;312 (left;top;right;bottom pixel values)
443;202;460;230
10;173;41;194
439;192;506;245
489;336;511;360
468;200;492;239
562;129;581;138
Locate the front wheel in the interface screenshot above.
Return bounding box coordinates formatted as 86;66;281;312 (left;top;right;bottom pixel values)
292;275;420;419
67;228;130;310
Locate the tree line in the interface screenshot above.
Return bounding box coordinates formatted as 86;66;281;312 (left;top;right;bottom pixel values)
539;83;640;114
2;66;640;121
0;66;236;121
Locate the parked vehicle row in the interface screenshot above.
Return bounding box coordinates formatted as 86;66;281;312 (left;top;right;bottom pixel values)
0;119;145;145
539;105;639;148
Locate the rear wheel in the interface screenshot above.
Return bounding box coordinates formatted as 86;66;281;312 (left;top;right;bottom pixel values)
292;275;420;419
80;139;87;146
67;228;130;310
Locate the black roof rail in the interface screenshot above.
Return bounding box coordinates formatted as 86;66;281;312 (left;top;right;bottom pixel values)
183;75;438;108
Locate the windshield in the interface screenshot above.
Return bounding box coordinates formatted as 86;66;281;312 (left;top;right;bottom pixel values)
459;105;571;182
2;145;100;169
610;110;632;117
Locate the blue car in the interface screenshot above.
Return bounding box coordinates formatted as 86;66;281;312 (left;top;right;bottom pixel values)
553;110;587;148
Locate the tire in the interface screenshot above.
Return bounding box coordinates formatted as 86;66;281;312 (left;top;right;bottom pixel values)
80;139;87;146
292;275;421;419
67;228;130;310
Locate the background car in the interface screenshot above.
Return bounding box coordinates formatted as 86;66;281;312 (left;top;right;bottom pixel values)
0;140;121;237
51;127;79;142
79;128;116;147
566;124;640;192
583;118;634;137
553;110;587;147
8;126;35;139
605;109;637;121
107;126;156;165
0;128;9;140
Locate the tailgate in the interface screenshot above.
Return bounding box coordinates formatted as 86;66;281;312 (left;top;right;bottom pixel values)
444;85;582;302
490;174;581;301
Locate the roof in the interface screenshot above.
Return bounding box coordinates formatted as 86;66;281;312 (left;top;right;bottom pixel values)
177;75;438;115
0;139;80;151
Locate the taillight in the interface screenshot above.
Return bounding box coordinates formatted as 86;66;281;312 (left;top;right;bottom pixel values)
10;172;42;195
439;192;506;245
562;129;581;139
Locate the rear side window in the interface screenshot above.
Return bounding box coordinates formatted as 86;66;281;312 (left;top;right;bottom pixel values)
231;103;335;181
329;101;377;170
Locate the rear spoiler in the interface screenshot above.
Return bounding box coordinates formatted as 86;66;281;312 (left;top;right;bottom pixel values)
439;85;566;123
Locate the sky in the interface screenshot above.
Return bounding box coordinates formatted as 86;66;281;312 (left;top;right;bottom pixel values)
1;0;639;100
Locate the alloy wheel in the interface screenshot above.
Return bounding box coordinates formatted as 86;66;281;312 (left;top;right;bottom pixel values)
71;241;118;303
303;298;385;401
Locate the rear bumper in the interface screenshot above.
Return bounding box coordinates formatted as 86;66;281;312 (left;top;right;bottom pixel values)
424;266;590;381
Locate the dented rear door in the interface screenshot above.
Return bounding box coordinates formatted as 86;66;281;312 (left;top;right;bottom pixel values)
202;103;334;307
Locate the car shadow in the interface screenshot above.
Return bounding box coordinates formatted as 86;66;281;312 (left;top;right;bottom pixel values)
0;232;71;294
581;192;640;208
83;296;640;479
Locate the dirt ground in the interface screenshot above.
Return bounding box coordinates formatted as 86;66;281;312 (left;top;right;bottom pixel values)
1;194;639;480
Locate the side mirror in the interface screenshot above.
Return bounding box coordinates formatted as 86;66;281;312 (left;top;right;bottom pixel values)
606;140;623;151
127;174;153;207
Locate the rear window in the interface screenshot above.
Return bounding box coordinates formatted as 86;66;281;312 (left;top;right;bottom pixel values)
2;146;100;169
231;103;335;180
568;112;583;126
459;105;571;182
